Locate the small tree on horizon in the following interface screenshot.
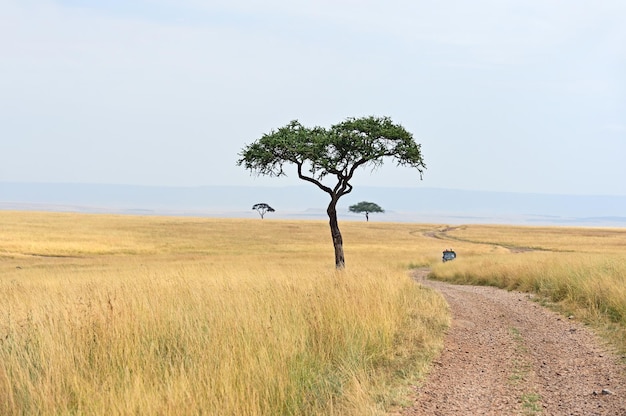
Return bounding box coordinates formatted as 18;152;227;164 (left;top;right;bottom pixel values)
349;201;384;222
252;203;275;219
237;115;425;269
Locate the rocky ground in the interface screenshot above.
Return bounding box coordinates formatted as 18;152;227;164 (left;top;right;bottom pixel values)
400;270;626;415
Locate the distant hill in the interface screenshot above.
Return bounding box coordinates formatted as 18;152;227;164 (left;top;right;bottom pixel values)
1;182;625;226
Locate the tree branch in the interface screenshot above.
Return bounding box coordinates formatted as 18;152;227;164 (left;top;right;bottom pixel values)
297;162;333;195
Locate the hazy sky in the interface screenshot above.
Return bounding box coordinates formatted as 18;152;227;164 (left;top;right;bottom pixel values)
1;0;625;195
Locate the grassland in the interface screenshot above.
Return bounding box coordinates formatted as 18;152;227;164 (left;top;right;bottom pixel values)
2;213;625;415
0;211;449;415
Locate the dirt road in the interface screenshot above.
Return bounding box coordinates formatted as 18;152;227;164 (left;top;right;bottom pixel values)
402;270;626;415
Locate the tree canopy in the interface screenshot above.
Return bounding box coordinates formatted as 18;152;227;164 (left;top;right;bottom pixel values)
349;201;384;221
238;116;425;185
238;116;425;268
252;203;275;219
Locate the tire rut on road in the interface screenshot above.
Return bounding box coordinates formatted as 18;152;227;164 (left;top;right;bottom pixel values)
401;270;626;416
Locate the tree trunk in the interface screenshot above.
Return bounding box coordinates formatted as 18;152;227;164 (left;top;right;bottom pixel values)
327;199;345;269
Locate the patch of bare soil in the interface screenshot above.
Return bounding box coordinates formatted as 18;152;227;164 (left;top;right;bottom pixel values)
401;270;626;416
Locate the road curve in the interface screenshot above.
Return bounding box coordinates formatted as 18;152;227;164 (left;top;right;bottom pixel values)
400;270;626;416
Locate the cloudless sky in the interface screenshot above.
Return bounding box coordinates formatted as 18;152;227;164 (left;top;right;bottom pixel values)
1;0;625;195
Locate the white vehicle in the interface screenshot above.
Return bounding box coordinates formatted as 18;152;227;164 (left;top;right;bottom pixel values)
442;249;456;262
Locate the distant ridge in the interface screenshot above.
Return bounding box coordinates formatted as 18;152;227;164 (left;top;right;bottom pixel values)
1;182;625;226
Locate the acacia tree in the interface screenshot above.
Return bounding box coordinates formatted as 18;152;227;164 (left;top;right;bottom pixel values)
252;203;275;219
349;201;384;222
237;116;425;269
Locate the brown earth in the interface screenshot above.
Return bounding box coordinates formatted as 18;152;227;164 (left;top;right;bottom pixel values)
399;270;626;416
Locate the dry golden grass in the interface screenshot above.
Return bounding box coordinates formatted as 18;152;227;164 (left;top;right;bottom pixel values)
0;211;449;415
6;213;623;415
430;224;626;354
437;224;626;253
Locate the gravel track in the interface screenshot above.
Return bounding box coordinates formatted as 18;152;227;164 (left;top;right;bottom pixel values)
400;270;626;415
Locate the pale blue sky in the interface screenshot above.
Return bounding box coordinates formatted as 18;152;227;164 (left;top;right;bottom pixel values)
1;0;625;195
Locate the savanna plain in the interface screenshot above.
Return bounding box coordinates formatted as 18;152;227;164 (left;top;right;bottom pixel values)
0;211;625;415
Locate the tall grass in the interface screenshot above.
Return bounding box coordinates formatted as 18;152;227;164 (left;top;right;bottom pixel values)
0;212;448;415
430;225;626;353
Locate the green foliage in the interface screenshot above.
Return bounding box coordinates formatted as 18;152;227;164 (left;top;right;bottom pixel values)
252;203;275;219
349;201;384;214
237;116;425;192
252;203;275;211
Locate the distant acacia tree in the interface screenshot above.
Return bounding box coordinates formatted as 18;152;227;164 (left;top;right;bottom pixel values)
238;116;425;269
349;201;384;222
252;203;275;219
